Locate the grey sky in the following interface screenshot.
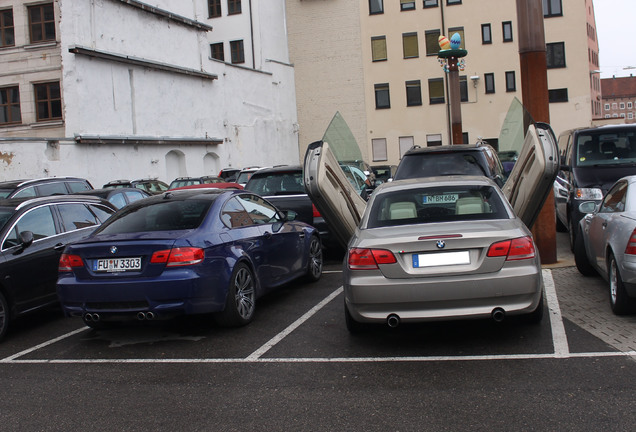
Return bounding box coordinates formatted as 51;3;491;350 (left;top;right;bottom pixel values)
594;0;636;78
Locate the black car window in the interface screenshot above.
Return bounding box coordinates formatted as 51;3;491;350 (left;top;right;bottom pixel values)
221;197;254;228
236;194;281;225
3;206;57;248
124;190;146;203
108;193;127;209
57;203;100;231
600;181;627;213
67;181;91;193
88;204;114;223
367;185;509;228
395;152;486;180
37;182;69;196
12;186;36;198
97;200;211;234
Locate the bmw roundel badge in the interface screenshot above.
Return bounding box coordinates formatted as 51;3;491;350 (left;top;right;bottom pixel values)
436;240;445;249
110;246;118;254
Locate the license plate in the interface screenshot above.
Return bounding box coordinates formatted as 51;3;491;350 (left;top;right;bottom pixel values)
412;251;470;268
422;194;458;204
94;257;142;272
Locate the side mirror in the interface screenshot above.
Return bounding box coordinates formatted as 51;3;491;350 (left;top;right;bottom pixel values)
285;210;297;222
578;201;598;214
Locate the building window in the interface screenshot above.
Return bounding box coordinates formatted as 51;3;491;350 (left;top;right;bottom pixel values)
427;134;442;146
423;0;438;8
447;0;462;5
375;83;390;109
543;0;563;18
34;81;62;122
462;132;469;144
629;113;634;120
620;102;625;110
481;24;492;44
406;80;422;106
401;0;416;11
612;103;618;109
428;78;445;104
210;43;224;61
1;8;15;47
485;73;495;94
448;27;465;49
502;21;513;42
402;33;419;58
605;115;610;119
399;136;414;157
425;30;441;56
371;36;387;61
372;138;388;161
505;71;516;92
230;40;245;64
0;86;21;125
208;0;221;17
369;0;384;14
621;113;626;119
28;3;55;44
613;114;618;118
546;42;566;68
460;76;468;102
628;102;633;109
549;88;568;103
228;0;241;15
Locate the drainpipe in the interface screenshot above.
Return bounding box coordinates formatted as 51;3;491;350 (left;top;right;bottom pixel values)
249;0;255;69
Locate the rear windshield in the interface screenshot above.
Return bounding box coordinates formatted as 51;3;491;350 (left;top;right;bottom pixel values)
575;129;636;166
96;200;212;234
246;172;305;195
394;152;487;180
366;185;509;228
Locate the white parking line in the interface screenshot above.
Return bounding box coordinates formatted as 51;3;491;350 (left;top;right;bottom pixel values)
0;327;88;362
543;269;570;357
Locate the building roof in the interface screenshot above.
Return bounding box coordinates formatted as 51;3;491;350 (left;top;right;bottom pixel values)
601;76;636;99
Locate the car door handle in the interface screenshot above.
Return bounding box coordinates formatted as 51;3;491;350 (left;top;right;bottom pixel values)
299;233;305;239
54;243;66;251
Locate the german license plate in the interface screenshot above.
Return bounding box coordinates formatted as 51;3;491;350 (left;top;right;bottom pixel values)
422;194;458;204
94;257;142;272
412;251;470;268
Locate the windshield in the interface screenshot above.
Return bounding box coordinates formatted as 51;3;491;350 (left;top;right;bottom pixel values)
96;200;212;234
575;130;636;166
246;172;304;195
367;185;509;228
396;152;487;179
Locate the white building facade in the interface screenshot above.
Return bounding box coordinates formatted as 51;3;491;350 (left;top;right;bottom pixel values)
0;0;298;187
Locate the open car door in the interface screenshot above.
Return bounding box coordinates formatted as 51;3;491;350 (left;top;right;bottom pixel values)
502;122;559;229
303;140;367;247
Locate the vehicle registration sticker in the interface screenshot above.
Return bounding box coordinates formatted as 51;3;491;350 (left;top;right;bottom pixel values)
94;257;142;272
422;194;458;204
412;251;470;268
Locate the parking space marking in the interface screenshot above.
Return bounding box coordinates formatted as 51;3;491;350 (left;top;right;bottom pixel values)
246;286;344;360
543;269;570;357
1;327;88;362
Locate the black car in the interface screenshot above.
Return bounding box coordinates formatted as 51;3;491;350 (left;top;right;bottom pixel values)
555;124;636;249
218;168;241;183
103;178;169;195
0;195;116;340
0;177;93;199
244;165;331;246
393;143;506;187
78;187;150;209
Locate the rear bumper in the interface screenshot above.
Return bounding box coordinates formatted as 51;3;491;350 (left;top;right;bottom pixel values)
344;263;542;323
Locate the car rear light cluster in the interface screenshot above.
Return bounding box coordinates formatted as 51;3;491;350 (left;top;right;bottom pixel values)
151;247;204;266
59;254;84;271
348;248;397;270
312;204;321;218
487;236;535;261
625;229;636;255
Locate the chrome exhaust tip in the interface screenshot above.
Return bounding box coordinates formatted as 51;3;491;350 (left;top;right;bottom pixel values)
137;312;146;321
146;311;155;320
491;308;506;323
387;314;400;328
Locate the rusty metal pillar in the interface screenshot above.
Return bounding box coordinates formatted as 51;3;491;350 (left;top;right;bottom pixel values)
516;0;557;264
447;58;464;144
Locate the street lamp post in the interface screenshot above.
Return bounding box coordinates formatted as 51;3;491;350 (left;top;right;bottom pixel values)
438;34;467;145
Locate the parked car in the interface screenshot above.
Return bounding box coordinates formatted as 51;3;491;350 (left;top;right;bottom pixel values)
0;177;93;199
371;165;397;185
244;165;331;246
342;176;545;332
78;187;150;209
235;167;264;187
168;176;223;190
573;175;636;315
555;124;636;250
170;182;243;191
103;179;169;195
393;143;506;187
218;168;241;183
0;195;116;340
57;189;323;329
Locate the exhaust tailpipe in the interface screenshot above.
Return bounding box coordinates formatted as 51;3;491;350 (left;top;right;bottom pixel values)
84;313;100;322
137;312;146;321
491;308;505;323
146;311;155;320
387;314;400;328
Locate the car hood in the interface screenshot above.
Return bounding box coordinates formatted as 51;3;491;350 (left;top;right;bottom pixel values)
573;165;636;194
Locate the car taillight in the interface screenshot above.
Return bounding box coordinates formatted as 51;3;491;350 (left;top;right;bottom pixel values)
312;204;321;218
487;236;535;261
59;254;84;271
348;248;397;270
625;229;636;255
151;247;204;266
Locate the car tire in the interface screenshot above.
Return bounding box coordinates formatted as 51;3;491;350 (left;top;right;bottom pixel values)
344;302;367;334
568;218;576;252
555;214;567;232
0;291;9;341
305;235;323;283
215;262;256;327
608;253;635;315
574;229;596;276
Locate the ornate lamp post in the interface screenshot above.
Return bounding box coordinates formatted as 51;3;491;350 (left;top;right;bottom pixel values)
438;33;467;145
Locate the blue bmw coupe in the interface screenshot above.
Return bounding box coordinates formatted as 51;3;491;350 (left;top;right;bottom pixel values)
57;189;323;328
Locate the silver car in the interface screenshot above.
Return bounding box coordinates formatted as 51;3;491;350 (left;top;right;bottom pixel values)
574;175;636;315
304;123;559;331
